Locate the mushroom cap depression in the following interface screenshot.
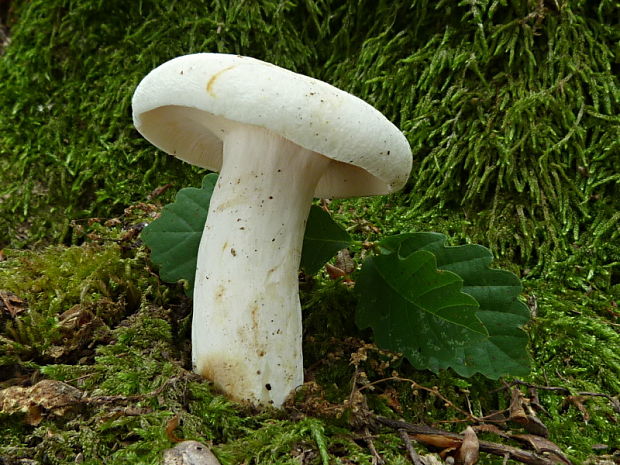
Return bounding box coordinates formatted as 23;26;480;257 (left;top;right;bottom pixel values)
132;53;412;198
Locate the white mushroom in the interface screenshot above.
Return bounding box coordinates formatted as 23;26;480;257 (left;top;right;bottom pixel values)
132;53;412;407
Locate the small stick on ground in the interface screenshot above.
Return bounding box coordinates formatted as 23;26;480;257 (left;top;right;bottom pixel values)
510;380;613;399
510;380;620;414
375;416;571;465
364;427;385;465
399;428;426;465
356;376;478;422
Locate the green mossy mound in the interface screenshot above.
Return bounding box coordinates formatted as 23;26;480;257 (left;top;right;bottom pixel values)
0;0;618;271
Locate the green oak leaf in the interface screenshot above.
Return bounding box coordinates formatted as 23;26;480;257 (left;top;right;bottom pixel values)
142;175;352;293
361;232;530;378
301;206;352;275
141;174;218;293
356;248;484;374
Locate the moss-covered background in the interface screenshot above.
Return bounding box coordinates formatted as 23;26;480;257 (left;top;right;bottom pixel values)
0;0;618;464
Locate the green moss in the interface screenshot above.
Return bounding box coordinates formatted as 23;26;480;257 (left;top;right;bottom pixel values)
527;282;620;394
0;244;142;314
1;0;618;271
0;0;325;249
523;279;620;461
0;243;149;373
0;239;618;463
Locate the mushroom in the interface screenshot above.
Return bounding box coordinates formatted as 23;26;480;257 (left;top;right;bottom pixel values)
132;53;412;407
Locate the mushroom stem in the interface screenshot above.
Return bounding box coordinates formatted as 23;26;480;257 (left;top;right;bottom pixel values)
192;125;331;407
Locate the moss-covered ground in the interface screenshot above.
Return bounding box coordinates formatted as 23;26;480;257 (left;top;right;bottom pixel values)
1;0;618;464
1;196;618;464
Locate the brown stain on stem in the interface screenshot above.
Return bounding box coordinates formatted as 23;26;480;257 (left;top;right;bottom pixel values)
250;303;259;331
206;65;236;96
198;355;267;405
214;285;225;301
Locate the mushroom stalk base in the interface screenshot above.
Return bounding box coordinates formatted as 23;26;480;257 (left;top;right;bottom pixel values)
192;126;330;407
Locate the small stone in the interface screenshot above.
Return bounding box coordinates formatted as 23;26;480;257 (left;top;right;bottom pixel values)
591;444;608;451
162;441;221;465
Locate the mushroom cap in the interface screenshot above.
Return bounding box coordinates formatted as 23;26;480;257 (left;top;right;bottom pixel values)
132;53;412;198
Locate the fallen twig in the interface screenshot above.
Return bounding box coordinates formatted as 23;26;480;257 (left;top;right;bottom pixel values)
509;380;620;414
375;416;571;465
511;380;614;399
399;428;426;465
356;376;481;422
364;426;385;465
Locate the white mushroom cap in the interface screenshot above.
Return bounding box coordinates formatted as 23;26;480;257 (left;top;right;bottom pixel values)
132;53;412;198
